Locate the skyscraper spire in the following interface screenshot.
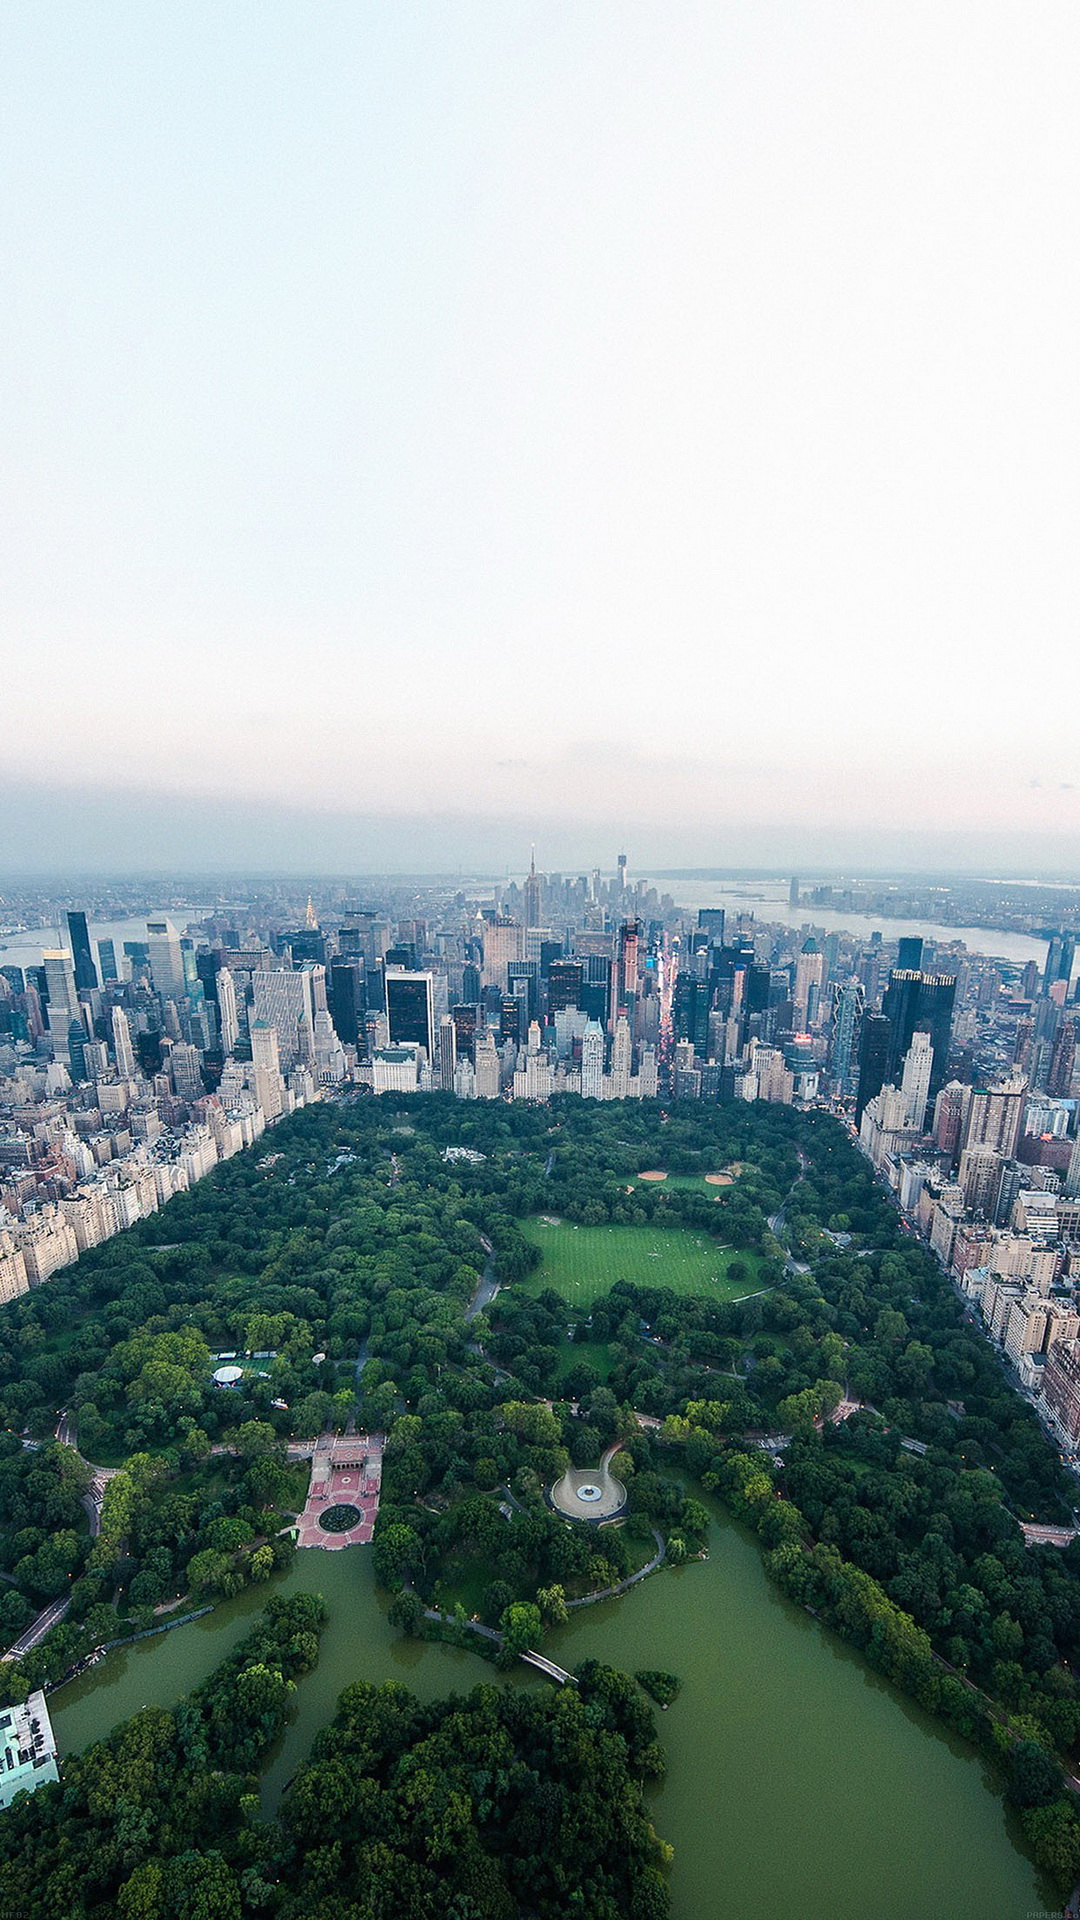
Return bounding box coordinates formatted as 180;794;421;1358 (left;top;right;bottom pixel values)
524;847;542;929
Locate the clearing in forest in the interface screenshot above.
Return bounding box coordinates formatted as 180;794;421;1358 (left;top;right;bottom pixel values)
517;1219;761;1309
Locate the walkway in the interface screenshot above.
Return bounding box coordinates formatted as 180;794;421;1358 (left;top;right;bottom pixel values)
564;1527;665;1609
295;1431;384;1549
54;1410;120;1537
520;1650;575;1683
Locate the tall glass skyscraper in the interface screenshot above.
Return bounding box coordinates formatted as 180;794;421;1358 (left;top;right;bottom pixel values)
66;911;98;992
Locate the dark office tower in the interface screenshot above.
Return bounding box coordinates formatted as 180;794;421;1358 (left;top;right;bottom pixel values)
673;975;711;1053
0;966;25;995
698;908;726;943
896;937;924;972
617;852;628;893
451;1004;477;1064
508;960;540;1023
745;965;772;1018
617;920;641;1012
96;938;118;984
67;1020;88;1081
385;971;435;1057
539;940;563;979
855;1012;891;1124
789;877;800;907
881;969;957;1102
547;961;583;1017
461;963;482;1006
1048;1018;1077;1097
1021;961;1039;1000
1045;934;1076;991
281;929;326;965
328;960;364;1048
66;911;98;992
136;1029;163;1077
501;995;525;1046
384;944;416;972
195;951;221;1004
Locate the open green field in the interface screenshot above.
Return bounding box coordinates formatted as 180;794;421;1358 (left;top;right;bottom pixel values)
519;1218;762;1309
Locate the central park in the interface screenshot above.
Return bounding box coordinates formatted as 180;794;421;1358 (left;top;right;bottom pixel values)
0;1094;1074;1916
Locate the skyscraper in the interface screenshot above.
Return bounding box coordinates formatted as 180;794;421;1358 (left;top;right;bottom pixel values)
1048;1019;1076;1098
617;920;641;1016
384;970;436;1059
111;1005;136;1078
855;1012;890;1124
42;951;79;1058
962;1074;1027;1160
523;850;542;929
147;920;187;1001
881;968;957;1103
899;1031;933;1131
252;968;316;1070
830;978;864;1098
66;912;98;992
217;967;240;1054
793;939;825;1030
581;1020;605;1099
547;961;583;1017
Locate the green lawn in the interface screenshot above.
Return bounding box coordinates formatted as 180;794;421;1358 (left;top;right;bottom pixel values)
553;1337;615;1385
519;1219;761;1309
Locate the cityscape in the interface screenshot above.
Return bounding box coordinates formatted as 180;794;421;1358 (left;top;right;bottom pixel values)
5;858;1080;1472
4;3;1080;1917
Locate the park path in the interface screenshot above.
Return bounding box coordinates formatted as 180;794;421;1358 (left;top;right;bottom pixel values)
54;1410;120;1537
465;1239;499;1323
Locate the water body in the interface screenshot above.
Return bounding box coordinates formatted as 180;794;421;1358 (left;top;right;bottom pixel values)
50;1511;1048;1919
650;877;1052;969
0;914;198;974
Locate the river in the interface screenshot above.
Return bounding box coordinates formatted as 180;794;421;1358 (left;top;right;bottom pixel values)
648;878;1054;969
0;914;199;975
49;1506;1049;1919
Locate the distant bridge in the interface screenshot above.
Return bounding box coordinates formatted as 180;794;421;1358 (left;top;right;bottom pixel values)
520;1650;576;1684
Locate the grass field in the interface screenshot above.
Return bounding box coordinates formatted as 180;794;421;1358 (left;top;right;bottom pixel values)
518;1218;762;1309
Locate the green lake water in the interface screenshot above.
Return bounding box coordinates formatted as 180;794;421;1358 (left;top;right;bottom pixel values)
50;1507;1052;1919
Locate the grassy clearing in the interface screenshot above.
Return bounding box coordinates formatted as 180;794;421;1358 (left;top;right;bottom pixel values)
519;1219;761;1310
553;1337;615;1385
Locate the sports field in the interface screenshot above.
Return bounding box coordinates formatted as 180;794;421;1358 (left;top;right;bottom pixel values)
518;1218;761;1309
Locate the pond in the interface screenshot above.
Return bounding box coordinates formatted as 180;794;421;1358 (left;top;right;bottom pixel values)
49;1500;1051;1919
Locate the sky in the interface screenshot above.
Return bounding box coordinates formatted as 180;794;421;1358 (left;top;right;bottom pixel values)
2;4;1079;875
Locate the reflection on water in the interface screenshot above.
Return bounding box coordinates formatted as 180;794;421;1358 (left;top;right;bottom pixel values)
50;1508;1048;1920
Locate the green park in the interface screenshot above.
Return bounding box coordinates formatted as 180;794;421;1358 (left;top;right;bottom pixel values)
518;1216;763;1309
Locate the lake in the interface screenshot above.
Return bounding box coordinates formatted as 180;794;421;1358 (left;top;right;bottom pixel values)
50;1506;1050;1919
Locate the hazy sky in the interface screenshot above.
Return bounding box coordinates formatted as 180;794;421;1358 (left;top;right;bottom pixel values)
3;5;1079;872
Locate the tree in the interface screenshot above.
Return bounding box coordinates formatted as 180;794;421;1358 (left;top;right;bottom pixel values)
372;1523;423;1592
500;1601;542;1654
537;1584;568;1626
